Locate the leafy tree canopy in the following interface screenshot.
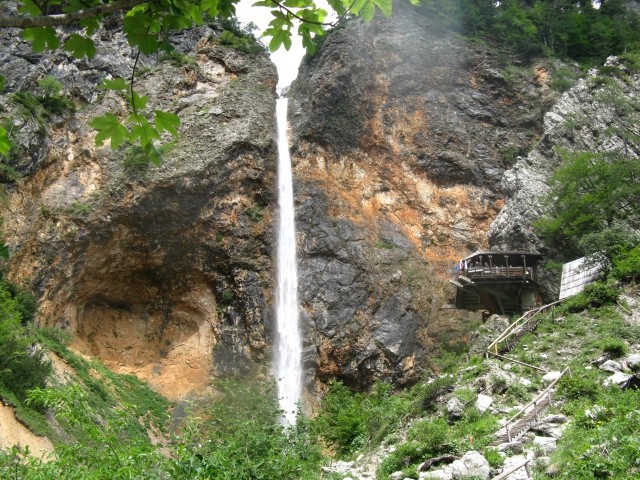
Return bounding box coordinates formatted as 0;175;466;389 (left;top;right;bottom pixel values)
535;150;640;260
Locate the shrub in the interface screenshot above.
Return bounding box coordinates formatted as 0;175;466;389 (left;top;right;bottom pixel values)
582;282;619;307
419;376;455;411
483;447;504;468
313;380;369;455
558;373;601;401
0;281;51;402
600;337;628;358
406;418;452;455
550;67;579;92
172;379;323;479
313;380;413;456
563;282;619;312
377;442;428;479
612;244;640;281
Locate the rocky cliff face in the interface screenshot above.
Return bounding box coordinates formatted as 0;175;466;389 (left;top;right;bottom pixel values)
288;3;557;392
2;2;612;403
0;25;277;400
488;57;640;298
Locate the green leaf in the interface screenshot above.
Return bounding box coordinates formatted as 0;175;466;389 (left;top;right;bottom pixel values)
202;0;221;17
0;75;5;93
372;0;392;16
100;78;129;91
123;13;160;54
154;110;180;137
18;0;41;16
301;34;316;56
349;0;368;15
361;1;375;21
89;113;129;150
143;144;164;166
64;34;97;59
268;29;292;52
129;116;161;147
269;10;292;29
80;17;101;36
22;27;59;52
0;127;11;157
327;0;348;15
128;91;149;111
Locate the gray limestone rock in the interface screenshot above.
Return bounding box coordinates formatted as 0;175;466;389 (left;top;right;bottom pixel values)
419;466;454;480
451;451;490;479
603;371;634;387
497;441;524;454
625;353;640;371
499;455;530;480
447;397;465;421
599;359;623;373
532;436;557;456
475;393;494;413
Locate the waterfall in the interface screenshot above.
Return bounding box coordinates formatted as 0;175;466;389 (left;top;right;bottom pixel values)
275;97;302;425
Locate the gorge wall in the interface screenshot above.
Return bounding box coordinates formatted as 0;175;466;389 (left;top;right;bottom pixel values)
0;24;277;400
489;56;640;298
288;1;557;392
3;2;628;403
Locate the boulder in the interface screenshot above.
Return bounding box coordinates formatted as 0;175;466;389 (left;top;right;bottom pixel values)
451;451;490;479
599;360;622;373
603;371;634;388
531;415;568;438
542;371;563;383
624;353;640;371
419;465;454;480
447;397;465;420
475;394;494;413
532;436;557;456
497;441;524;454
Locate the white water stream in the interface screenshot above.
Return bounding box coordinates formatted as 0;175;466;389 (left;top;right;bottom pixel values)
275;97;302;425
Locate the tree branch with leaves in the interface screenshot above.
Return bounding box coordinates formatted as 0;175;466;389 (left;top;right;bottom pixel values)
0;0;409;160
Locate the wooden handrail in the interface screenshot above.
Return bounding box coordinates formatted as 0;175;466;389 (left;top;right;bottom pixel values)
491;460;531;480
487;352;548;372
501;367;570;442
486;299;565;355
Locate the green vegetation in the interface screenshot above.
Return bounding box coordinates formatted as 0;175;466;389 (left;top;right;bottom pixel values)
217;17;267;54
417;0;640;64
123;141;177;174
313;380;413;456
0;281;50;403
171;379;324;479
11;76;74;124
377;409;498;479
549;66;580;93
158;50;198;67
560;281;620;313
535;151;640;259
245;206;265;223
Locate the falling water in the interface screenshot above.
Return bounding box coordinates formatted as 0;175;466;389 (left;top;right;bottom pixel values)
275;96;302;425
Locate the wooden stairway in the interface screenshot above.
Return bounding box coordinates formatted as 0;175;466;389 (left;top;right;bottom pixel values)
485;301;569;446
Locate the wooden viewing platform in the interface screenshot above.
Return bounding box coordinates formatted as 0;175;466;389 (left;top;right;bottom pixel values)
450;251;542;315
